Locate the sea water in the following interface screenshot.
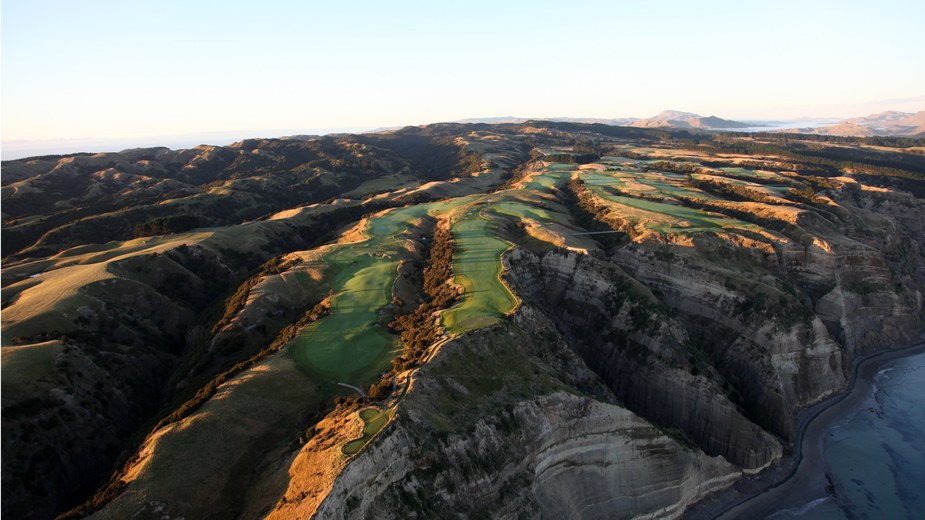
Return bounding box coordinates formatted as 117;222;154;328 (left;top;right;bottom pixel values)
770;351;925;519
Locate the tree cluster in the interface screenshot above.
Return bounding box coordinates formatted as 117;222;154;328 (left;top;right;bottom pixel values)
388;225;459;373
643;161;703;174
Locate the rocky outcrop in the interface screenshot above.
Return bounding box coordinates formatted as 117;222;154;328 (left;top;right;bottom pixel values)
306;307;742;520
308;182;925;519
506;249;784;464
530;397;738;520
5;124;924;520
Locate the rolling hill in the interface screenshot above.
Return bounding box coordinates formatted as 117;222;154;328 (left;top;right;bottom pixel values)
782;110;925;137
2;122;924;519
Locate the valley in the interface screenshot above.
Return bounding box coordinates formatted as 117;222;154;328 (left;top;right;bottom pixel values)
2;122;924;519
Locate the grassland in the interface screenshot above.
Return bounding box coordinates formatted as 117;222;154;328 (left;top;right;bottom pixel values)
344;173;418;197
7;123;919;519
0;341;63;391
96;352;323;519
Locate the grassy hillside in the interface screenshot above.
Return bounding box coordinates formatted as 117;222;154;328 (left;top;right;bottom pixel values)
3;123;924;519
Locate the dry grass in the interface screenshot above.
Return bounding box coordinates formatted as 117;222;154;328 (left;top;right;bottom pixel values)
99;353;322;519
263;403;366;519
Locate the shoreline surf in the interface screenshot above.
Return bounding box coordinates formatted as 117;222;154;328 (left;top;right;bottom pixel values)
684;336;925;520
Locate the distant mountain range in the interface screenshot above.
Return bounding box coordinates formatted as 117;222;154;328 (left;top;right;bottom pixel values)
781;111;925;137
454;110;925;137
454;116;639;126
456;111;747;130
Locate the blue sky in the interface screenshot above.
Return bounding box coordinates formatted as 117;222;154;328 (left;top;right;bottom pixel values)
2;0;924;155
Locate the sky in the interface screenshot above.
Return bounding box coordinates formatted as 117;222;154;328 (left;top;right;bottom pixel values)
3;0;924;157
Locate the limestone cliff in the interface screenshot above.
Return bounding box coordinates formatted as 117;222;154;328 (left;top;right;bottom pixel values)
295;307;743;520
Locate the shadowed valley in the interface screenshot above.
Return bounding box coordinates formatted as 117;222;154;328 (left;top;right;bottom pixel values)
2;123;924;519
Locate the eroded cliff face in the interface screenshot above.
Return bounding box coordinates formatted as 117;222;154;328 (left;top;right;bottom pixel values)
506;249;785;465
300;307;741;520
303;182;923;520
6;126;924;520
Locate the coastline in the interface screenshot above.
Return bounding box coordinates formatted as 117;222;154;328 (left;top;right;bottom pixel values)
683;336;925;520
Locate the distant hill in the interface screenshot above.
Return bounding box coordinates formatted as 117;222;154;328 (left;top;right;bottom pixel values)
781;110;925;137
456;116;639;126
456;116;529;124
456;112;753;129
627;110;750;129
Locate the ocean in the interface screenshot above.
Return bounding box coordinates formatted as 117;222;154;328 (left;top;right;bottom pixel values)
769;350;925;519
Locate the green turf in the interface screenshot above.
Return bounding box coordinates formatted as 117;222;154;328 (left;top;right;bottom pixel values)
583;174;758;233
601;155;647;165
492;200;558;221
342;407;389;455
442;209;519;334
610;195;722;227
288;205;431;384
289;254;399;383
635;176;709;199
287;201;475;385
582;171;627;188
523;170;570;190
719;167;759;176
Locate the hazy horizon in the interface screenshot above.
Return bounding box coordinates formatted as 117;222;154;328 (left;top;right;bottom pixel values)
3;0;924;159
0;113;855;161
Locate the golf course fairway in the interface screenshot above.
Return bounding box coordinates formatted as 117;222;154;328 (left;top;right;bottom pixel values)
289;205;431;384
442;208;519;334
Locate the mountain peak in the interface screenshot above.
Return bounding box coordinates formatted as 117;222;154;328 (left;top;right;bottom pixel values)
628;110;748;129
653;110;701;120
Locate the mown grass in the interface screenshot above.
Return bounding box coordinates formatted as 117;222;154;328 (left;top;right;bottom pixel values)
523;170;571;190
288;201;470;385
288;207;422;383
578;168;761;234
289;254;399;383
442;209;519;334
492;200;558;222
342;407;389;455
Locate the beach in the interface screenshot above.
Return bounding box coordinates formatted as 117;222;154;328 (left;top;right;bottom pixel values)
684;337;925;520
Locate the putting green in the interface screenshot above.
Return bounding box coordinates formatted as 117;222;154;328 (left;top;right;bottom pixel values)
442;208;519;334
342;407;389;455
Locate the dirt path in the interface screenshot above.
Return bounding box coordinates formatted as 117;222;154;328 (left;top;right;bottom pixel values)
336;382;366;397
